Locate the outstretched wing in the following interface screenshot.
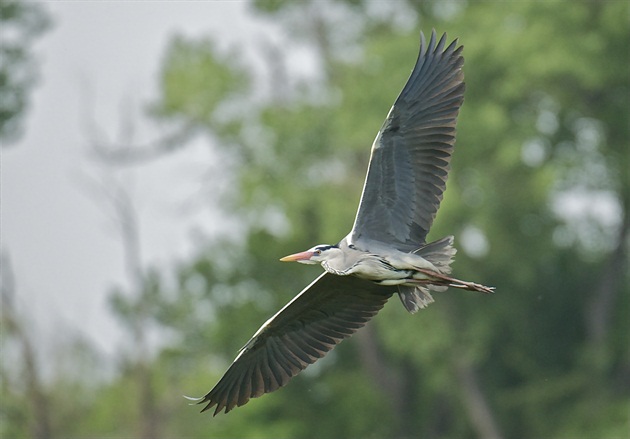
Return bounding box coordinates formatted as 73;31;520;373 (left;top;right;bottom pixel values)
349;30;465;251
198;273;395;415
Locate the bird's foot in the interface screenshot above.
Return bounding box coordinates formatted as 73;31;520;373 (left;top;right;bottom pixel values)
415;268;494;294
448;281;495;294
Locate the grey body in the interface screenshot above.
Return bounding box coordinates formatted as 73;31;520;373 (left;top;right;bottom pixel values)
197;30;493;416
318;237;441;280
308;235;458;312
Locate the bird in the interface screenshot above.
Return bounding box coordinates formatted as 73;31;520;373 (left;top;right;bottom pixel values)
195;29;494;416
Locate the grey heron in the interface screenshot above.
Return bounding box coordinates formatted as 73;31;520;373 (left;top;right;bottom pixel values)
196;30;494;416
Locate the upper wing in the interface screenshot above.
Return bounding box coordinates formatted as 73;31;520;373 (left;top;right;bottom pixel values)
198;272;395;415
349;30;465;251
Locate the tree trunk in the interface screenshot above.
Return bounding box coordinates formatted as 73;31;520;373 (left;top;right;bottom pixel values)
455;356;503;439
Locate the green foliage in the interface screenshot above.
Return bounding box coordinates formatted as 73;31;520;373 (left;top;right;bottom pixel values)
0;0;50;144
150;34;251;139
146;2;627;435
6;0;627;437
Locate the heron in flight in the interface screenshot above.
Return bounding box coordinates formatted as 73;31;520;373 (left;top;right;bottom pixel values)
196;30;493;415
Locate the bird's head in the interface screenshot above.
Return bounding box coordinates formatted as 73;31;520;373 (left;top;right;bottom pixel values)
279;244;340;265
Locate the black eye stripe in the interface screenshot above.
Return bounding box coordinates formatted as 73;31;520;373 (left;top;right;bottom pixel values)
315;245;337;252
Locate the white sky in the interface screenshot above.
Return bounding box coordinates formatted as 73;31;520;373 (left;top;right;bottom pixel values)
2;1;284;358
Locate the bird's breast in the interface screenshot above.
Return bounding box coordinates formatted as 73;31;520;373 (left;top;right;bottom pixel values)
321;260;353;276
343;255;412;282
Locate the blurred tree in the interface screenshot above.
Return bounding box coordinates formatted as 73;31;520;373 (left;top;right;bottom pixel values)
0;252;53;439
0;0;50;145
82;152;167;439
141;1;628;437
13;1;626;438
113;0;626;437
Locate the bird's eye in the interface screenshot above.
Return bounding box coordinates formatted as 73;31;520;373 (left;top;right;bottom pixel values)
314;249;322;255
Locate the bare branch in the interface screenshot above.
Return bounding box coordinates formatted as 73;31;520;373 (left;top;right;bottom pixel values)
455;356;504;439
89;121;198;166
586;197;629;344
79;74;198;166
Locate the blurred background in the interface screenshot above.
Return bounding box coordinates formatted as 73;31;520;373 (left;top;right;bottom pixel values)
1;0;628;438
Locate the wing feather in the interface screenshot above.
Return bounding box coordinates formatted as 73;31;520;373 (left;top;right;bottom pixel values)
350;30;465;250
198;273;394;415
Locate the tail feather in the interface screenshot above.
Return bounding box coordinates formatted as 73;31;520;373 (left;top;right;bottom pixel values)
414;235;456;274
398;285;434;314
397;236;493;313
398;236;458;313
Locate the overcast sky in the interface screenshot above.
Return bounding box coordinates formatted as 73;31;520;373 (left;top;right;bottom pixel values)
2;1;286;357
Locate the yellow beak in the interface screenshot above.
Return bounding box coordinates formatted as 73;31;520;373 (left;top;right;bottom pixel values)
279;251;314;262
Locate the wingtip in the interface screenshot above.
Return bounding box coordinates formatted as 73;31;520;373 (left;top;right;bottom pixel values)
421;29;465;56
183;394;203;404
419;29;458;60
186;394;221;415
428;28;437;49
199;399;219;415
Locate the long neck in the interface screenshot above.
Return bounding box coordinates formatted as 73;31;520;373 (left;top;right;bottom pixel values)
321;259;349;276
321;242;359;276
